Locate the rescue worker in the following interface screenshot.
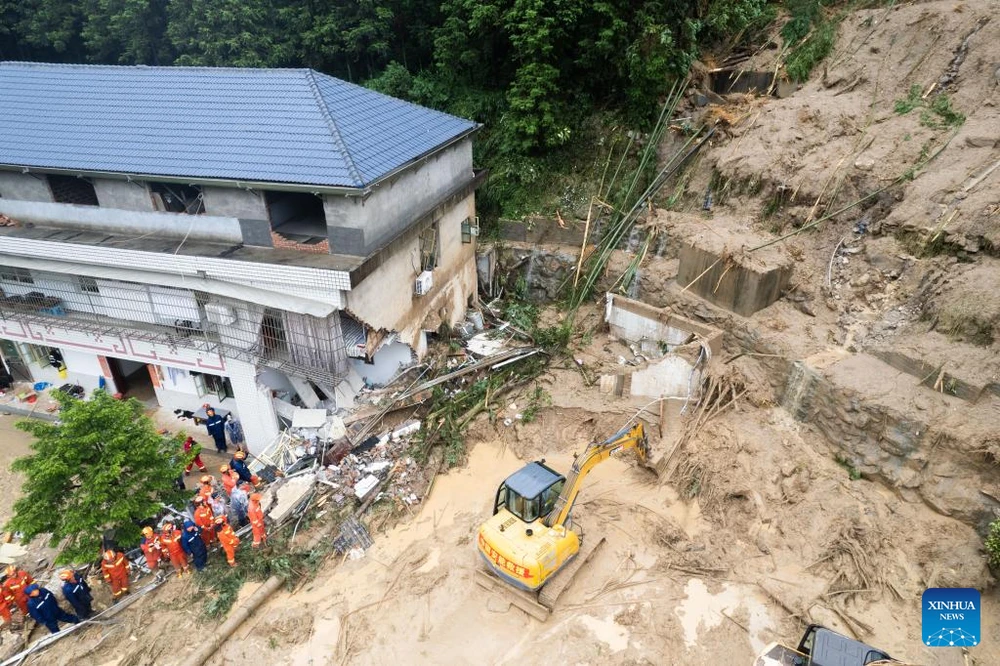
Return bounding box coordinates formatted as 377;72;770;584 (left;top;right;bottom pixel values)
159;523;190;577
215;516;240;567
100;548;130;600
25;584;78;634
204;407;228;453
248;493;267;548
198;474;215;501
59;570;93;619
229;482;250;527
219;464;237;496
0;591;12;630
229;450;256;485
193;496;217;546
139;526;163;572
2;564;34;616
181;520;208;572
183;435;207;475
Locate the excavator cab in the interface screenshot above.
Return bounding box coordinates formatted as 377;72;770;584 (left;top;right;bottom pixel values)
493;462;565;522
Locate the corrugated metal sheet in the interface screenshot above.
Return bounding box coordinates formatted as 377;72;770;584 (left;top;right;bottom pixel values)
0;62;478;188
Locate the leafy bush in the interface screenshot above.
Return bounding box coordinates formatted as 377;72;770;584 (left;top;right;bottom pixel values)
985;519;1000;570
785;20;837;82
894;85;965;129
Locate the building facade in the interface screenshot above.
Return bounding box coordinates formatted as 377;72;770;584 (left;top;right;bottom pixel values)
0;62;483;451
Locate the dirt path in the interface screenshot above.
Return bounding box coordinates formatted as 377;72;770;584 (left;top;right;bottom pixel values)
0;414;36;524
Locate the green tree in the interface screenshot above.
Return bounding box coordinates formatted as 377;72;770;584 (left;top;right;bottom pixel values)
6;390;191;564
293;0;394;81
80;0;169;64
11;0;87;60
166;0;293;67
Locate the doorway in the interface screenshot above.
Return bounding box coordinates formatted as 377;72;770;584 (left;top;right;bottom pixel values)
0;340;32;383
106;357;156;404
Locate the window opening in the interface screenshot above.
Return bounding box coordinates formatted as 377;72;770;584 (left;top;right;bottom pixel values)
48;175;99;206
419;223;440;271
0;267;33;284
150;182;205;214
78;276;99;293
264;191;327;242
260;308;289;357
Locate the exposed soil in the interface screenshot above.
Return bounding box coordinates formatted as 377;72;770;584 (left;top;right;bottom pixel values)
0;415;34;524
6;1;1000;664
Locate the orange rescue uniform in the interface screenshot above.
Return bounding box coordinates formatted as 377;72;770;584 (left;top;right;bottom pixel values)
220;470;237;496
140;536;163;570
248;500;266;548
101;551;131;598
0;593;11;625
217;522;240;566
193;505;217;545
159;529;189;574
2;568;34;615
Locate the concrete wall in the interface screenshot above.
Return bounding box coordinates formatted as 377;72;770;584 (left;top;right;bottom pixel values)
0;198;243;243
346;192;477;354
325;138;473;256
93;178;154;212
21;346;106;394
203;186;268;219
0;172;54;202
675;240;792;317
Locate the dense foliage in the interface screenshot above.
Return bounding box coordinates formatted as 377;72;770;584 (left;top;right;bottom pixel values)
0;0;775;216
7;390;191;563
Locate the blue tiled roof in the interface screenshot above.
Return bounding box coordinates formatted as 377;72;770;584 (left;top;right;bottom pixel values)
0;62;478;189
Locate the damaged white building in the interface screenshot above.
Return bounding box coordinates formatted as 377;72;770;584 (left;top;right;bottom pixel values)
0;62;483;450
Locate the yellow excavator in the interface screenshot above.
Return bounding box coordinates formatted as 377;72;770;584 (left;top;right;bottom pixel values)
475;422;649;619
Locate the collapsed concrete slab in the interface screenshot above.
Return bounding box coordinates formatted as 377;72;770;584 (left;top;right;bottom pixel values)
602;293;723;401
605;292;723;356
267;475;316;524
673;222;793;316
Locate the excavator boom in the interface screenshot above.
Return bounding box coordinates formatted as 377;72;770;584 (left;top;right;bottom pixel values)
543;423;648;528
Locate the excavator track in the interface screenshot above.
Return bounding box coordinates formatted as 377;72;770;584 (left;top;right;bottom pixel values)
475;569;551;621
538;535;606;609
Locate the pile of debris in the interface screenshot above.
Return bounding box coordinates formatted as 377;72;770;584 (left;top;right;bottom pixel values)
317;419;425;509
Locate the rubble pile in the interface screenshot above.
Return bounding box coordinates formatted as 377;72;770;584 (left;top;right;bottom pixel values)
315;419;426;509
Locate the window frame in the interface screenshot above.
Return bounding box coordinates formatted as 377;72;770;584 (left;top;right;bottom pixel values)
78;276;100;294
0;267;34;284
418;223;440;272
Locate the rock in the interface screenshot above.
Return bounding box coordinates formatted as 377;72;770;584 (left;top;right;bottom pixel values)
964;136;997;148
780;462;798;478
854;155;876;171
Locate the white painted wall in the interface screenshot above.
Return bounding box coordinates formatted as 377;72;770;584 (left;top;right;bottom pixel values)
23;348;105;394
346;192;477;354
323;138;473;254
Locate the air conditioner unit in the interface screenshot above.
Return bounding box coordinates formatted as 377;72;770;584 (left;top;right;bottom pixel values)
205;303;237;326
414;271;434;296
